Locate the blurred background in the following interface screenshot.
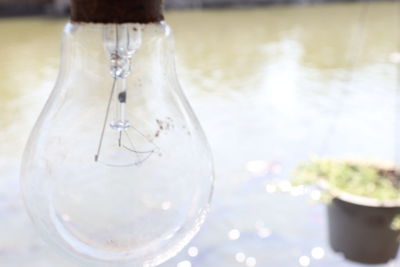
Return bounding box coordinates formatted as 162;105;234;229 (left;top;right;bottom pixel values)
1;0;400;266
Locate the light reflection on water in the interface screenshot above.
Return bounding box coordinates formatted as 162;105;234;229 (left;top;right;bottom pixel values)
0;1;399;266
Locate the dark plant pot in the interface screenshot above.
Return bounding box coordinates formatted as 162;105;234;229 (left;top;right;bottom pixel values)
327;197;400;264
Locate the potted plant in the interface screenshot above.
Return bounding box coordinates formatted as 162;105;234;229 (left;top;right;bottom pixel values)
294;159;400;264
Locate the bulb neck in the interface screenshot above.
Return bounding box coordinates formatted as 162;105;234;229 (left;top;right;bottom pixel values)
70;0;164;24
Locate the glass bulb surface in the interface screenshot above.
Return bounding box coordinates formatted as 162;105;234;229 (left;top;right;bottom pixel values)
20;22;214;267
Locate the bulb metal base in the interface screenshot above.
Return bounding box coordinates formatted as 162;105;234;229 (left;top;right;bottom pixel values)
71;0;164;24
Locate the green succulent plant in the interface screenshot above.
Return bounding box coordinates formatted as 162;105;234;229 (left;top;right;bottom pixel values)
294;159;400;200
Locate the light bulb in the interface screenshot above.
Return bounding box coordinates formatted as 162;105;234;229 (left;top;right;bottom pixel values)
20;1;214;266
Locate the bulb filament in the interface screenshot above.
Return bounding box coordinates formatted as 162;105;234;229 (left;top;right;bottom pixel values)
94;25;159;167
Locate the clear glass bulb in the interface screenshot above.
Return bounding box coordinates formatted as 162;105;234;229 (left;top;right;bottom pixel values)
20;21;214;267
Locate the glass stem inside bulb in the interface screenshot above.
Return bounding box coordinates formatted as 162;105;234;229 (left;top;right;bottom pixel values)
112;78;131;147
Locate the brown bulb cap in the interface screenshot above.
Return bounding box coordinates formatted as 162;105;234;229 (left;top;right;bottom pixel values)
71;0;164;24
